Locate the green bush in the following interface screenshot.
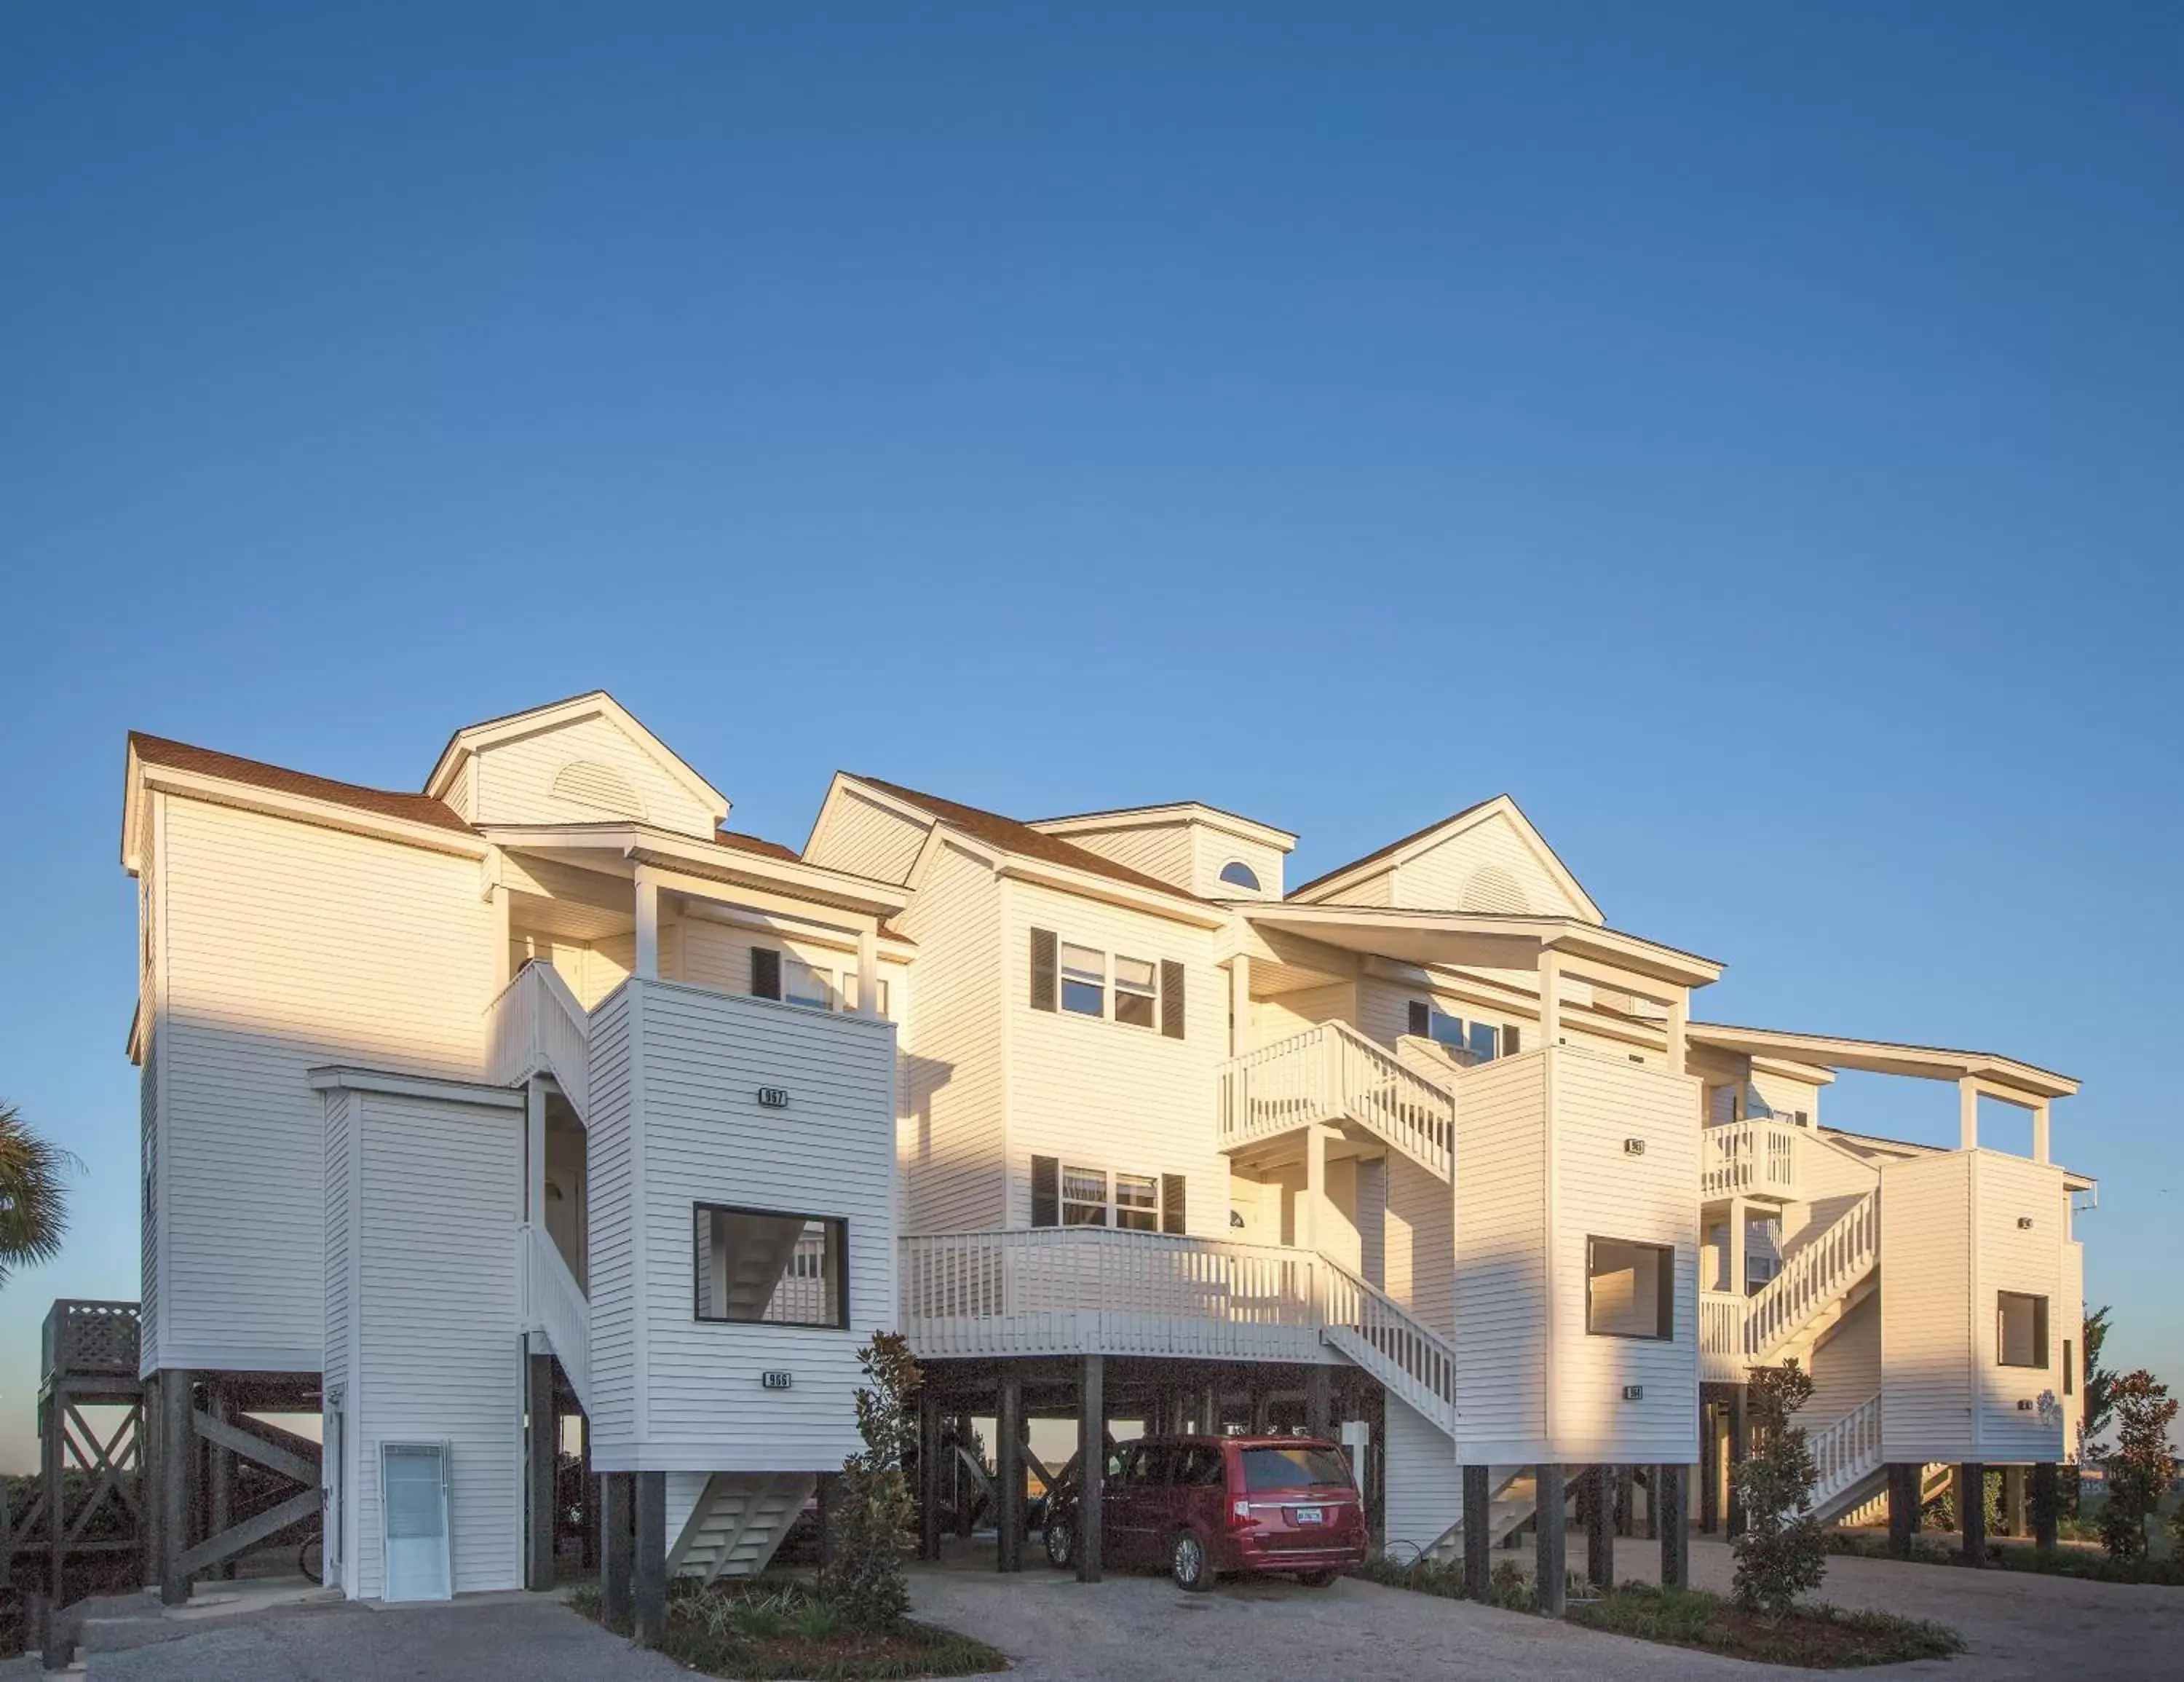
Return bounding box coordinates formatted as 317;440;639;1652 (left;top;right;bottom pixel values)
820;1331;923;1634
1733;1364;1828;1616
2100;1371;2177;1563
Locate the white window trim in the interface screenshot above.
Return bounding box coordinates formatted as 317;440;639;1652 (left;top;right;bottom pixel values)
1055;938;1163;1030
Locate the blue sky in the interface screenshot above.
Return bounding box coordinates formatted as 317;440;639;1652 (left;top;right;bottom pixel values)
1;3;2178;1469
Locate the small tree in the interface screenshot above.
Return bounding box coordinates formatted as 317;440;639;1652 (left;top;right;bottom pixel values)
1732;1364;1827;1617
2097;1369;2177;1563
822;1331;922;1631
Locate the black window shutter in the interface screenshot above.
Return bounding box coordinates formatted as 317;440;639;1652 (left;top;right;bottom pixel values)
1505;1024;1522;1054
1160;960;1185;1039
1407;1000;1430;1038
751;947;781;1000
1029;928;1058;1012
1161;1173;1186;1235
1030;1156;1060;1228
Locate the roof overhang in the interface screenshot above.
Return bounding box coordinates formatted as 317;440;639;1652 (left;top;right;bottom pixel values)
480;822;911;917
1689;1022;2078;1102
1240;904;1722;989
1031;802;1299;853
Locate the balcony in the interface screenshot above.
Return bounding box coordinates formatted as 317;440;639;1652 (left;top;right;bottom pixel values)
1217;1022;1455;1180
1699;1117;1803;1201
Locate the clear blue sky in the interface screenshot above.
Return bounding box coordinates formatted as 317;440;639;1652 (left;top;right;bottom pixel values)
1;3;2177;1470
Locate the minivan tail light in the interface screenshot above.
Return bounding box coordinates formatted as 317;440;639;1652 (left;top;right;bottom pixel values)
1230;1497;1251;1527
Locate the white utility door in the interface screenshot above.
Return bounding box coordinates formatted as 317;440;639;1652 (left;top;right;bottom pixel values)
381;1443;452;1600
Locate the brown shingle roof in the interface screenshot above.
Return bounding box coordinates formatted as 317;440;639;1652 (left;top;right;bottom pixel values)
713;829;802;863
849;775;1203;901
130;733;474;834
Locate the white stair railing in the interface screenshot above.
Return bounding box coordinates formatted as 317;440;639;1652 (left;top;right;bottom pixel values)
1743;1190;1878;1362
1700;1118;1804;1199
518;1222;591;1414
1318;1257;1456;1434
1806;1393;1885;1516
1219;1022;1455;1180
1700;1291;1749;1382
485;960;591;1117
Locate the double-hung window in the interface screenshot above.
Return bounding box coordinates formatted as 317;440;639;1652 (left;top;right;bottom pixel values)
1113;956;1158;1028
783;958;834;1011
1061;1166;1110;1225
1114;1172;1160;1231
1061;944;1106;1016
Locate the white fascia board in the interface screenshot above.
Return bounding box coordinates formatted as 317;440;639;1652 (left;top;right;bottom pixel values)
992;855;1232;930
1032;803;1299;853
136;766;489;863
306;1065;527;1109
480;823;911;915
1688;1023;2076;1099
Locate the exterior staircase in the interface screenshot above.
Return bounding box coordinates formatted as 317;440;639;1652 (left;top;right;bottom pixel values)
668;1472;818;1583
1219;1021;1454;1180
1703;1190;1879;1378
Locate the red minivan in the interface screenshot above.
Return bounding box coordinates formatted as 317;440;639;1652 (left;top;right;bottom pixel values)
1043;1434;1366;1591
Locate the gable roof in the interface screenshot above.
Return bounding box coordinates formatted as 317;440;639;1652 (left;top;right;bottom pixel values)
423;690;731;823
845;775;1206;902
130;732;474;836
1284;794;1602;922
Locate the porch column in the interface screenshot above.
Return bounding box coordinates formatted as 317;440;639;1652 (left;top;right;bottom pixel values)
1533;1464;1566;1616
1230;953;1251;1057
1957;1463;1986;1565
159;1369;195;1607
996;1367;1025;1574
1727;1197;1748;1300
1077;1354;1104;1584
1958;1078;1979;1151
1538;949;1563;1048
2031;1102;2051;1165
525;1351;557;1591
1305;1365;1332;1439
633;1471;667;1645
855;924;880;1017
1664;988;1688;1075
1300;1124;1330;1255
633;866;660;980
1888;1463;1918;1559
954;1413;976;1536
526;1078;547;1226
491;872;512;990
1460;1463;1490;1600
1657;1462;1690;1588
1585;1464;1615;1587
601;1472;633;1628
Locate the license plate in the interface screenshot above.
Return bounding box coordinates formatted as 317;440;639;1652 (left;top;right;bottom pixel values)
1293;1506;1324;1525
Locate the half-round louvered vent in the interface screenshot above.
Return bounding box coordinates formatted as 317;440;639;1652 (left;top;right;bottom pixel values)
1459;865;1528;915
550;759;646;820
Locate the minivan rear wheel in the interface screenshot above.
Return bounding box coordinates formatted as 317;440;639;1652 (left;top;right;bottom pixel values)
1296;1569;1337;1588
1043;1517;1075;1570
1170;1529;1212;1592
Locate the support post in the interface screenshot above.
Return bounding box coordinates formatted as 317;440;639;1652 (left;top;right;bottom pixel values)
1200;1384;1220;1437
1249;1385;1271;1435
633;1471;666;1646
1664;989;1688;1075
2001;1465;2026;1537
1305;1365;1332;1440
601;1472;633;1629
919;1396;942;1561
1725;1385;1748;1533
1230;953;1251;1057
1958;1463;1986;1565
140;1374;163;1593
1585;1465;1615;1587
1958;1078;1979;1151
1615;1464;1636;1539
1301;1125;1329;1256
996;1368;1024;1574
1888;1464;1918;1559
1077;1354;1104;1584
2030;1463;2059;1551
1657;1463;1690;1589
526;1080;547;1225
159;1370;195;1607
816;1472;839;1571
207;1381;234;1581
954;1413;976;1536
633;868;660;981
41;1394;63;1612
856;923;879;1018
2031;1101;2051;1166
525;1351;557;1591
1461;1463;1490;1601
1539;949;1563;1048
1533;1464;1566;1616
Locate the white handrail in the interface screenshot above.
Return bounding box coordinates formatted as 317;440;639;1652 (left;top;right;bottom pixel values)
1218;1022;1455;1180
1700;1290;1749;1381
1701;1118;1803;1199
1806;1392;1884;1513
1744;1191;1878;1361
485;960;591;1116
1318;1255;1456;1433
519;1222;591;1413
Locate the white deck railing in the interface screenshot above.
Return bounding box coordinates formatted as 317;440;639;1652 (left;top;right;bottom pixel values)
1318;1257;1456;1434
899;1228;1325;1362
485;960;591;1116
1806;1392;1885;1517
1700;1291;1749;1382
1217;1022;1455;1180
1741;1190;1878;1362
518;1222;591;1413
1700;1118;1803;1200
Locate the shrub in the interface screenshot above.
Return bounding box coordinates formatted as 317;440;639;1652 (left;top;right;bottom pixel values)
821;1331;924;1632
1733;1363;1828;1616
2099;1370;2177;1563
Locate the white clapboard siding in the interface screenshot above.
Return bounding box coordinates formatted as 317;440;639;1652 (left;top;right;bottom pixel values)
1187;827;1285;900
154;795;497;1372
326;1084;523;1600
467;711;717;838
586;979;897;1472
805;786;932;885
1452;1051;1549;1459
1055;824;1195;893
1383;1391;1463;1556
1969;1151;2070;1461
1382;1155;1452;1340
1800;1290;1880;1437
138;1021;160;1376
1389;811;1593;922
1003;880;1228;1238
321;1089;354;1594
1879;1152;1976;1463
897;842;1005;1233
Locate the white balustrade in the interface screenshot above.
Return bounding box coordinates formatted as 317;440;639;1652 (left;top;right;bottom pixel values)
1741;1190;1878;1362
1318;1257;1456;1432
1806;1392;1885;1513
1700;1118;1804;1200
899;1228;1324;1362
1218;1022;1454;1180
1699;1290;1749;1381
485;960;591;1116
518;1222;591;1413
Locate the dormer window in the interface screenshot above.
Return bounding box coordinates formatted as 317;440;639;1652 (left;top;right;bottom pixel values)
1219;860;1261;892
